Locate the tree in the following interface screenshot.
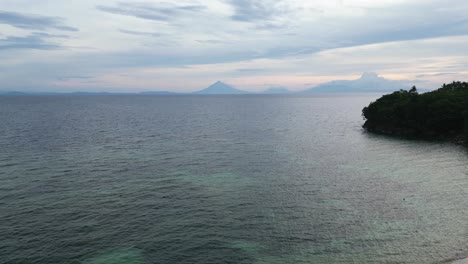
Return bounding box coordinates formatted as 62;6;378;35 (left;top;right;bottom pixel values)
362;82;468;142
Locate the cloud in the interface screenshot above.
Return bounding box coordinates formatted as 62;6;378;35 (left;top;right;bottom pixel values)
225;0;292;29
3;1;468;92
0;10;78;31
236;68;268;73
0;34;63;50
119;29;163;37
96;2;206;22
196;39;230;44
58;75;95;81
333;1;468;46
0;30;71;50
226;0;287;22
416;72;459;78
32;32;70;38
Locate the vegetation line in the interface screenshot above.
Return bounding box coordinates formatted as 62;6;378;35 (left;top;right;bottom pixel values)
362;82;468;145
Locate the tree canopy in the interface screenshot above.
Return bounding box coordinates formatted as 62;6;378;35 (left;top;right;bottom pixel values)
362;81;468;142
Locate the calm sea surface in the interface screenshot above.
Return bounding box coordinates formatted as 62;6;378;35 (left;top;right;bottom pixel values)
0;94;466;264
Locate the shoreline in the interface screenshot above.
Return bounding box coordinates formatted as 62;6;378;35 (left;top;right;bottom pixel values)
448;257;468;264
363;126;467;147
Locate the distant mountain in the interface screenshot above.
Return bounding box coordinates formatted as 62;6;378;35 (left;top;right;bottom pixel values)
262;87;292;94
304;72;409;93
194;81;248;94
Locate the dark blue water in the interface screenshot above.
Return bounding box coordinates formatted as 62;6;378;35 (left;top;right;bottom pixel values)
0;95;466;264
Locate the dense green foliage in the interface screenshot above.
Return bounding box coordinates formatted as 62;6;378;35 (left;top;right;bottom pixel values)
362;82;468;141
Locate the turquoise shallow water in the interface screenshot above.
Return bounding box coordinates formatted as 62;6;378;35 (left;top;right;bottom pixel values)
0;94;467;264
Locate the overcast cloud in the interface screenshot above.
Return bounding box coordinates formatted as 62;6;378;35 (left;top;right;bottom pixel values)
0;0;467;92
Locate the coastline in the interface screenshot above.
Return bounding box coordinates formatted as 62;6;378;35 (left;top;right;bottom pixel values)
448;257;468;264
363;125;467;147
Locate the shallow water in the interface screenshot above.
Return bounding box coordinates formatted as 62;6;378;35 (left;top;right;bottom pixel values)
0;94;466;264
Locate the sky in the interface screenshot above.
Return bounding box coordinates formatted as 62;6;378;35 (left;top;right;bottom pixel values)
1;0;468;92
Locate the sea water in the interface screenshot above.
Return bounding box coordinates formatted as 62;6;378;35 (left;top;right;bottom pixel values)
0;94;466;263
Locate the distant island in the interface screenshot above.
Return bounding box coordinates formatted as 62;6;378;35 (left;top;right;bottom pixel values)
304;72;409;93
194;74;412;94
362;82;468;144
1;73;422;95
194;81;248;94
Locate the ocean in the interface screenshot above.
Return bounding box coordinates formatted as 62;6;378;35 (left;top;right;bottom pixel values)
0;94;466;264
